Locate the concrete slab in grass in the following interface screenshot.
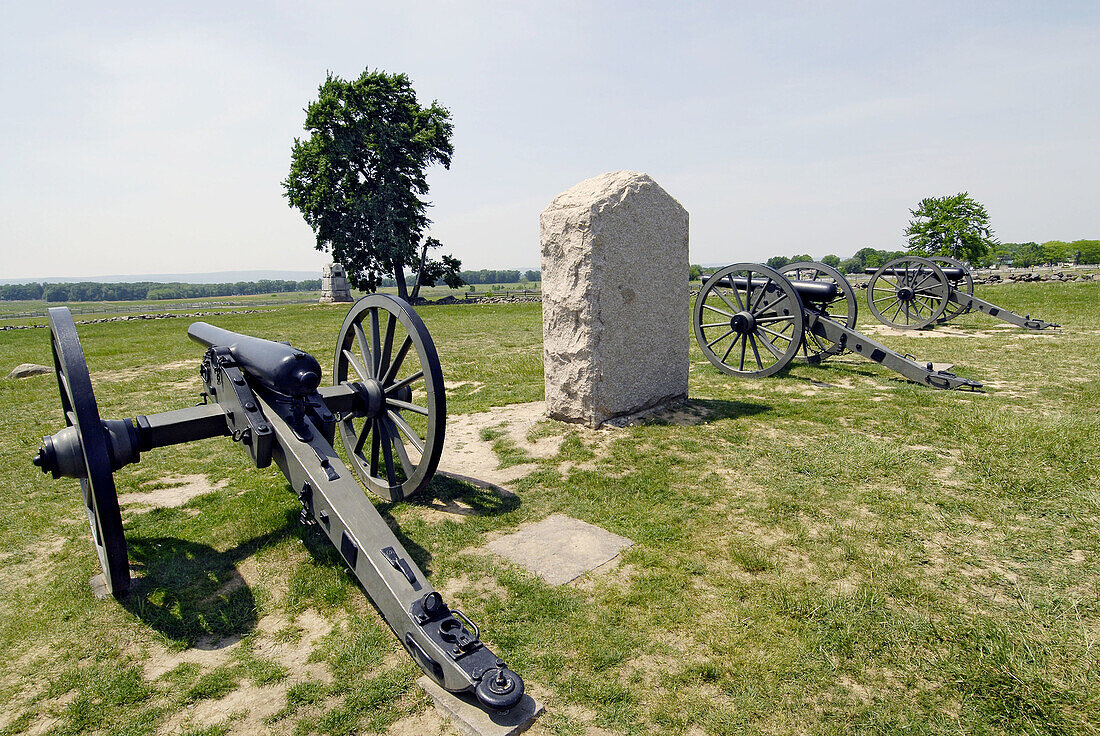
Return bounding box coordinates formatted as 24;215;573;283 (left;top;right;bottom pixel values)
418;676;543;736
486;514;633;585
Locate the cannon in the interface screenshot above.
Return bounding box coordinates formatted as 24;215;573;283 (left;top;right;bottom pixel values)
865;255;1059;330
693;261;982;390
31;295;525;712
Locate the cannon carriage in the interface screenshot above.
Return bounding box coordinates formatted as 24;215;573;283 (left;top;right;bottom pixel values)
865;255;1059;331
31;296;525;712
693;261;982;390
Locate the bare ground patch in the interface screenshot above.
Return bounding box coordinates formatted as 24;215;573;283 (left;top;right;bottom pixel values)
93;359;201;383
146;608;339;734
158;680;287;735
438;401;621;489
860;324;993;339
385;706;455;735
118;474;228;509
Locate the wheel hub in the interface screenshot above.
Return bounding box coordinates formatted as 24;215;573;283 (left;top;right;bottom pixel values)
896;286;915;301
353;379;413;419
357;379;385;418
730;311;756;334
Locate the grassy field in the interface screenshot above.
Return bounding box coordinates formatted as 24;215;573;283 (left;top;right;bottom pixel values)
0;281;1097;735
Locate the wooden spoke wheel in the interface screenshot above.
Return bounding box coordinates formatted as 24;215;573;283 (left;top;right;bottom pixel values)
929;256;974;322
44;307;130;597
335;295;446;502
866;256;949;330
779;261;857;363
693;263;805;378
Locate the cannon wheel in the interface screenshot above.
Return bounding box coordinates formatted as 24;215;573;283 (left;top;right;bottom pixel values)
693;263;805;378
930;256;974;322
779;261;857;363
335;295;446;502
46;307;130;597
866;256;949;330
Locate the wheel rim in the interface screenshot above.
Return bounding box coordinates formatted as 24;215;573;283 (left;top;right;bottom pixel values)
335;295;446;502
929;256;973;322
47;307;130;597
866;256;948;329
693;263;804;378
779;261;857;363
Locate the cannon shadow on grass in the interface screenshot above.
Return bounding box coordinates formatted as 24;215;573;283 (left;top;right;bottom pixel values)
121;518;300;646
118;478;518;644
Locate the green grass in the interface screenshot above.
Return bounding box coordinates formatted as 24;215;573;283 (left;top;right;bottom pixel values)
0;281;1097;734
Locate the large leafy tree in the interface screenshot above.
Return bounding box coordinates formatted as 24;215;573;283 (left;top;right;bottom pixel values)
905;192;997;264
284;69;463;300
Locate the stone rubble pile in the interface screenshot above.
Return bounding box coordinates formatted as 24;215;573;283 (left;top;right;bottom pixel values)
0;309;263;331
974;271;1100;284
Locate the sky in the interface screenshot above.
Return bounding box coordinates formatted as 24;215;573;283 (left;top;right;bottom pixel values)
1;1;1097;280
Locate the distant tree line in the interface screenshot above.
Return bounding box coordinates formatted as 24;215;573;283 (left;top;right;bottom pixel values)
756;239;1100;274
763;250;904;274
992;240;1100;268
0;279;322;302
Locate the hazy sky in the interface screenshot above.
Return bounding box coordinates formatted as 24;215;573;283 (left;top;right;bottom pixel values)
1;1;1096;280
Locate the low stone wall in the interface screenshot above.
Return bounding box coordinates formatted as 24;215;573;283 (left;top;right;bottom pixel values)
974;270;1100;284
0;310;263;331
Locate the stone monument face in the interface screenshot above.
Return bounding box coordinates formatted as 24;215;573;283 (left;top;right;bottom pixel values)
319;263;353;303
540;170;689;427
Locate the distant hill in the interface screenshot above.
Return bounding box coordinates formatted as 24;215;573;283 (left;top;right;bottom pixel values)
0;270;323;285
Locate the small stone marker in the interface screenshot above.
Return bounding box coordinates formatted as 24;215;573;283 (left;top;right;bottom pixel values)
418;676;543;736
319;263;353;303
486;514;633;585
540;170;689;427
89;573;112;599
7;363;51;379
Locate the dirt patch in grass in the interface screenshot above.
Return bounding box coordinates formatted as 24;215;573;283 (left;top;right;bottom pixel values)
446;380;485;395
0;536;66;589
146;608;339;733
439;401;563;486
385;706;453;735
0;646;55;730
438;573;509;607
118;474;228;509
92;359;200;383
143;635;242;681
860;325;993;339
159;680;287;734
251;608;335;683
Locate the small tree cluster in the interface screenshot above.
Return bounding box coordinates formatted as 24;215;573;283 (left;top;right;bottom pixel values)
905;192;997;263
284;69;463;301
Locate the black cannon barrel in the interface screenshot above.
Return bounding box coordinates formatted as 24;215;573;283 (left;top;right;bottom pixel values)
864;266;966;280
187;322;322;398
703;274;837;303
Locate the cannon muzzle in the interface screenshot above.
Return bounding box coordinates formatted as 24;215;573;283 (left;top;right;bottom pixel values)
188;322;322;398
